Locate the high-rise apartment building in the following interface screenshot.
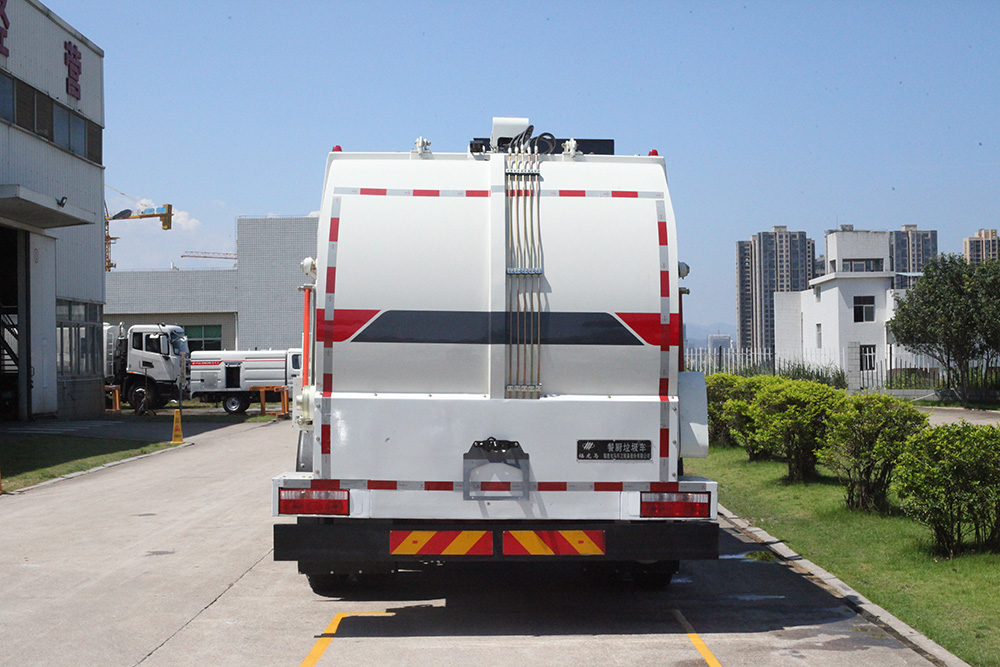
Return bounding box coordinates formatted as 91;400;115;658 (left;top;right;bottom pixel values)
736;226;818;350
890;224;937;289
963;229;999;265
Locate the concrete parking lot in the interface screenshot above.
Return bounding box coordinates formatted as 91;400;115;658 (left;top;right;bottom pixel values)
0;418;967;666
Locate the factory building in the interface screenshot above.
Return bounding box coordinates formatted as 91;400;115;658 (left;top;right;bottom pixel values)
0;0;104;420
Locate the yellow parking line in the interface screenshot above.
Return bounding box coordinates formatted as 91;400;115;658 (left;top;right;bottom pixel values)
300;612;395;667
671;609;722;667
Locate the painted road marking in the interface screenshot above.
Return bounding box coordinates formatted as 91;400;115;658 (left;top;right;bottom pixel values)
300;612;395;667
671;609;722;667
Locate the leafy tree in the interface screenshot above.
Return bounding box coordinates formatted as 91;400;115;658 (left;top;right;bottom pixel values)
974;259;1000;371
818;393;926;512
889;254;981;402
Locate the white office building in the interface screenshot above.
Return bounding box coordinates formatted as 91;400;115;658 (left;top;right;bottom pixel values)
775;226;926;388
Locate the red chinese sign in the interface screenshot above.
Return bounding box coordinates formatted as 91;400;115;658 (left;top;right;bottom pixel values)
64;41;81;99
0;0;10;58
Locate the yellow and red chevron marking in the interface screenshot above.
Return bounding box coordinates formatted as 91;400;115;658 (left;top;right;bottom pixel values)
502;530;606;556
389;530;493;556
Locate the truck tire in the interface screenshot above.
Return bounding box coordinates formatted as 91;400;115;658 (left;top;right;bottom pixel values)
223;394;250;414
128;384;157;412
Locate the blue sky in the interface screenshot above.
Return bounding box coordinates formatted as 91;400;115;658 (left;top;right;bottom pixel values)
50;1;1000;330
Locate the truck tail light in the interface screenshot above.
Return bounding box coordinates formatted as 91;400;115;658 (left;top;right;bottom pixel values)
279;488;349;515
640;492;710;518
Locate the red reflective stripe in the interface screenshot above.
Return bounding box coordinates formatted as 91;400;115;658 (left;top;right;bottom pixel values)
658;219;668;246
649;481;679;493
480;481;511;492
666;315;681;347
594;482;623;492
321;424;331;454
660;271;670;297
611;190;638;198
659;378;669;396
360;188;386;196
466;190;490;197
315;308;326;343
368;480;397;490
322;372;332;393
537;481;567;491
310;479;341;490
329;217;340;242
331;309;380;342
616;312;660;347
559;189;586;197
413;189;439;197
660;428;669;458
424;481;454;491
326;266;336;292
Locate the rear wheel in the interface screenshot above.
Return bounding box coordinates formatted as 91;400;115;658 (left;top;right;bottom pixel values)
223;394;249;414
128;383;157;412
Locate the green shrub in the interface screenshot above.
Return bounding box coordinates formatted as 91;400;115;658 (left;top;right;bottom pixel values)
746;378;846;481
719;375;787;460
893;422;1000;555
818;393;927;512
706;373;743;448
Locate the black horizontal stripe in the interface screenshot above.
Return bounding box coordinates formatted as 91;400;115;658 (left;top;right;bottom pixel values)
350;311;643;346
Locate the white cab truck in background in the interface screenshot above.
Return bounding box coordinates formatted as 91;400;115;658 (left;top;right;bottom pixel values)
103;323;189;410
190;349;302;414
273;118;717;592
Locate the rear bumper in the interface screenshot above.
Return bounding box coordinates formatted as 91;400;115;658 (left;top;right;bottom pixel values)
273;518;719;566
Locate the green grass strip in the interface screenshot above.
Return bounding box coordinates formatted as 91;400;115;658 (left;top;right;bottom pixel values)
688;447;1000;667
0;434;181;493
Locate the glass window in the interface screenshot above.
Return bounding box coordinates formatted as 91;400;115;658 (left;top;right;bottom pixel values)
86;120;102;164
69;112;86;156
816;323;822;349
854;296;875;323
860;344;876;371
186;324;223;352
0;72;13;123
15;79;33;131
34;94;53;140
53;103;69;149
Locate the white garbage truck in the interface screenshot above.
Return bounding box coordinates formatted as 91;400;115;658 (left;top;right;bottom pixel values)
190;348;302;414
104;323;189;409
273;118;718;592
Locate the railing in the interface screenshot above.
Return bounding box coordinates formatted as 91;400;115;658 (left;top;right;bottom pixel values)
683;346;994;393
0;304;17;375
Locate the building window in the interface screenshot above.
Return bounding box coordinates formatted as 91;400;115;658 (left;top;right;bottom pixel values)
860;344;876;371
0;68;102;165
56;299;102;378
0;71;13;123
816;323;822;349
185;324;223;352
854;295;875;322
843;259;884;272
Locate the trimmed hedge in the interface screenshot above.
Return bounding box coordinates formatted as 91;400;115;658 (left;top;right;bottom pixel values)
818;393;927;512
893;422;1000;555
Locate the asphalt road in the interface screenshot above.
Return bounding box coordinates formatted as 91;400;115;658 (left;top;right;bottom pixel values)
0;419;951;666
916;405;1000;427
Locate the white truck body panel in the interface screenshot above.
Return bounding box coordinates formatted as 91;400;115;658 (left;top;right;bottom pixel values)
274;120;717;579
190;349;301;393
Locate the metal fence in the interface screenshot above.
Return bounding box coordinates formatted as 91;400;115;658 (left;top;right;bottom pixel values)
684;346;1000;393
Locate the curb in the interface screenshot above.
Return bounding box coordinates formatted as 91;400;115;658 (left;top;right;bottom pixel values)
2;440;197;495
718;504;971;667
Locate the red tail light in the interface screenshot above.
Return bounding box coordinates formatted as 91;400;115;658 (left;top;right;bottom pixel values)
279;488;349;515
640;492;710;518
